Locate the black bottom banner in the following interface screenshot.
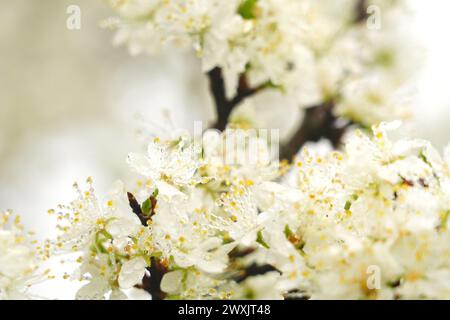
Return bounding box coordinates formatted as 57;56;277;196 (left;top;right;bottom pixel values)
1;300;446;319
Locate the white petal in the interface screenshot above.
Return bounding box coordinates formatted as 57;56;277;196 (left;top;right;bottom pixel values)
118;257;147;289
444;143;450;165
106;217;140;238
75;279;109;300
127;153;157;179
110;289;128;300
160;270;183;294
156;181;184;199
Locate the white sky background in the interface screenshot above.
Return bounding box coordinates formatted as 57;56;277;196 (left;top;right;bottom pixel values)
409;0;450;146
0;0;450;299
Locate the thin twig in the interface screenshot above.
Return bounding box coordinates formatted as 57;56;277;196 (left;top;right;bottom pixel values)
128;192;167;300
208;67;266;131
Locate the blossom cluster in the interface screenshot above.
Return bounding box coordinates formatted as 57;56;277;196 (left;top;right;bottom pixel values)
106;0;416;127
270;122;450;299
20;122;447;300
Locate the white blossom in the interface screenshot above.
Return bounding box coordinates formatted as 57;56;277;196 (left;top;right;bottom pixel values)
0;211;41;300
54;179;151;300
127;136;203;199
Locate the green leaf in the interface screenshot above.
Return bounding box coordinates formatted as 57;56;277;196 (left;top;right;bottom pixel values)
238;0;259;19
141;198;152;215
142;189;159;216
284;224;294;238
419;149;432;167
256;230;270;249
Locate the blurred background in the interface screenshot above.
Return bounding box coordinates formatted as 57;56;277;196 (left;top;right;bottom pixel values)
1;0;450;241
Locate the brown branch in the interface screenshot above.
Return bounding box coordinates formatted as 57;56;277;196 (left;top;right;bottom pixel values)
127;192;148;226
208;67;229;131
355;0;369;23
279;101;351;162
229;76;268;107
208;67;266;131
141;258;167;301
232;263;279;283
207;69;351;162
